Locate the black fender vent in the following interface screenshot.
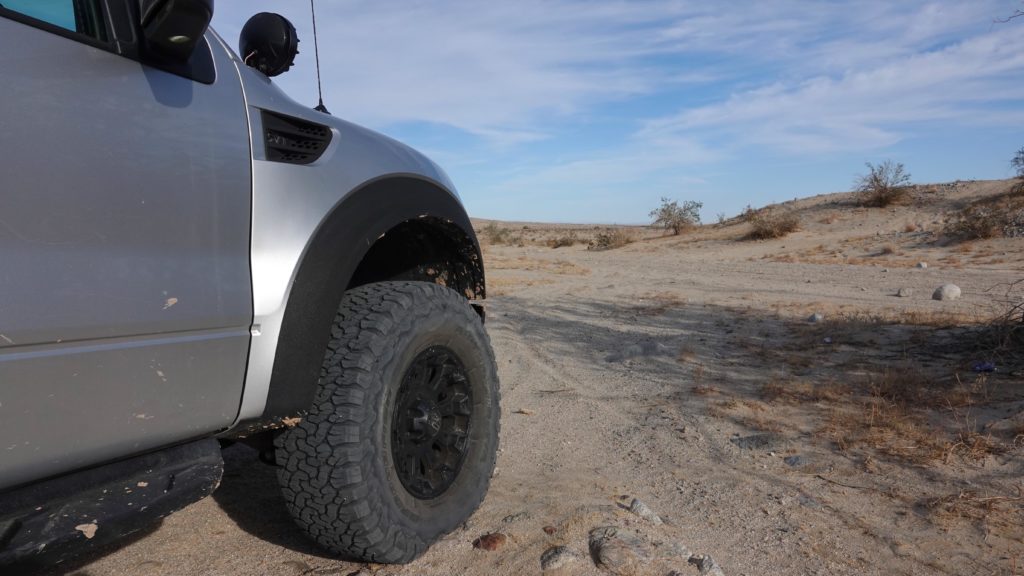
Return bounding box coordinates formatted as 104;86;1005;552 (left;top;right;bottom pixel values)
261;111;333;165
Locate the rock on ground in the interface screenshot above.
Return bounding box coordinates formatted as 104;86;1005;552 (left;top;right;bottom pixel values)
628;498;663;525
540;546;580;572
473;533;507;552
730;433;782;450
932;284;961;301
588;527;648;575
689;554;726;575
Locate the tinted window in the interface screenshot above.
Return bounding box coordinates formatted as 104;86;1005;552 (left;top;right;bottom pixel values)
1;0;106;41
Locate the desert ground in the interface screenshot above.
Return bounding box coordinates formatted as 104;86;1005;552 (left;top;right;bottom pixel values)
27;180;1024;575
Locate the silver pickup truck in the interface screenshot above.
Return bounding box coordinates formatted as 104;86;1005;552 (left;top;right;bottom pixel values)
0;0;499;568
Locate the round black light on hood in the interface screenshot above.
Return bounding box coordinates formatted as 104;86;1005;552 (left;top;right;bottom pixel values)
239;12;299;77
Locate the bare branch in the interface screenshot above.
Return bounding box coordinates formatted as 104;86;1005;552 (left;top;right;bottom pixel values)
995;10;1024;23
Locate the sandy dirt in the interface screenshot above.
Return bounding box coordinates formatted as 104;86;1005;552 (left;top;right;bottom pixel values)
25;180;1024;576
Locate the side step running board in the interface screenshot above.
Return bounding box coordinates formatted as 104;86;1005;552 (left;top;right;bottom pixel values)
0;438;223;568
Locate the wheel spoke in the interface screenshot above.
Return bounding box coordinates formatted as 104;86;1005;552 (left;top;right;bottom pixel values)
442;428;469;454
428;362;451;394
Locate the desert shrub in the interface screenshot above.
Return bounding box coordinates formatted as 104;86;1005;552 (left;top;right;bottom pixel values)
587;229;634;251
854;160;912;207
944;205;1007;240
716;212;727;225
1012;146;1024;178
944;184;1024;241
743;207;800;240
546;232;579;248
481;222;510;245
649;197;702;235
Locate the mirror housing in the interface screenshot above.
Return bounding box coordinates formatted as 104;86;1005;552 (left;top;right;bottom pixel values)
239;13;299;77
138;0;214;61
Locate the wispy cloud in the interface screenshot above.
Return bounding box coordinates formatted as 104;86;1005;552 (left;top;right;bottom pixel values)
642;20;1024;154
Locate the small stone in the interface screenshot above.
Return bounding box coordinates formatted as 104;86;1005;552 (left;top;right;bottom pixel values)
543;525;557;535
882;268;889;273
502;511;530;523
932;284;961;301
798;494;823;510
656;540;692;561
730;433;781;450
897;287;913;298
589;527;647;575
628;498;663;525
784;455;807;467
916;262;928;269
688;554;726;576
473;533;507;552
807;313;824;323
541;546;580;571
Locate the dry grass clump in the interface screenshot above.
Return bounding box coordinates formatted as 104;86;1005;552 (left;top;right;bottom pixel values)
855;160;913;207
924;487;1024;531
587;229;634;251
877;243;898;256
819;365;1008;464
761;378;850;404
823;400;947;463
742;206;800;240
546;232;580;248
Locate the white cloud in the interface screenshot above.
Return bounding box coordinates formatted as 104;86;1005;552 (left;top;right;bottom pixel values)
642;24;1024;153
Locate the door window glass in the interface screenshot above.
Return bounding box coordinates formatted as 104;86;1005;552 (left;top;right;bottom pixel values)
1;0;106;41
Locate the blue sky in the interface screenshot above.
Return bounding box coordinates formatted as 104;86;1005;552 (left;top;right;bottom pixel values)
214;2;1024;223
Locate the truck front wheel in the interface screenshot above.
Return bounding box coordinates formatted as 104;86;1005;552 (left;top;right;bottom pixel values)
275;281;500;563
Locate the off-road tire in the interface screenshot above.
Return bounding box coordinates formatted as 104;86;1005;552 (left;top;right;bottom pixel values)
275;281;500;563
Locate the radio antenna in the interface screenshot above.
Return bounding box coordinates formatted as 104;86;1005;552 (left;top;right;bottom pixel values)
310;0;330;114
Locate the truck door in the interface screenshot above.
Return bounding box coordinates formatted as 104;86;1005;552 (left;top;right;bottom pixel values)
0;1;252;490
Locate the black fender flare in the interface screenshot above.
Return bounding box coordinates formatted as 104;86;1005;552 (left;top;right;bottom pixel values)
261;175;484;420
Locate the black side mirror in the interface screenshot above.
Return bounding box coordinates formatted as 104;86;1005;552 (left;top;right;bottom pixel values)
239;13;299;77
138;0;214;61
